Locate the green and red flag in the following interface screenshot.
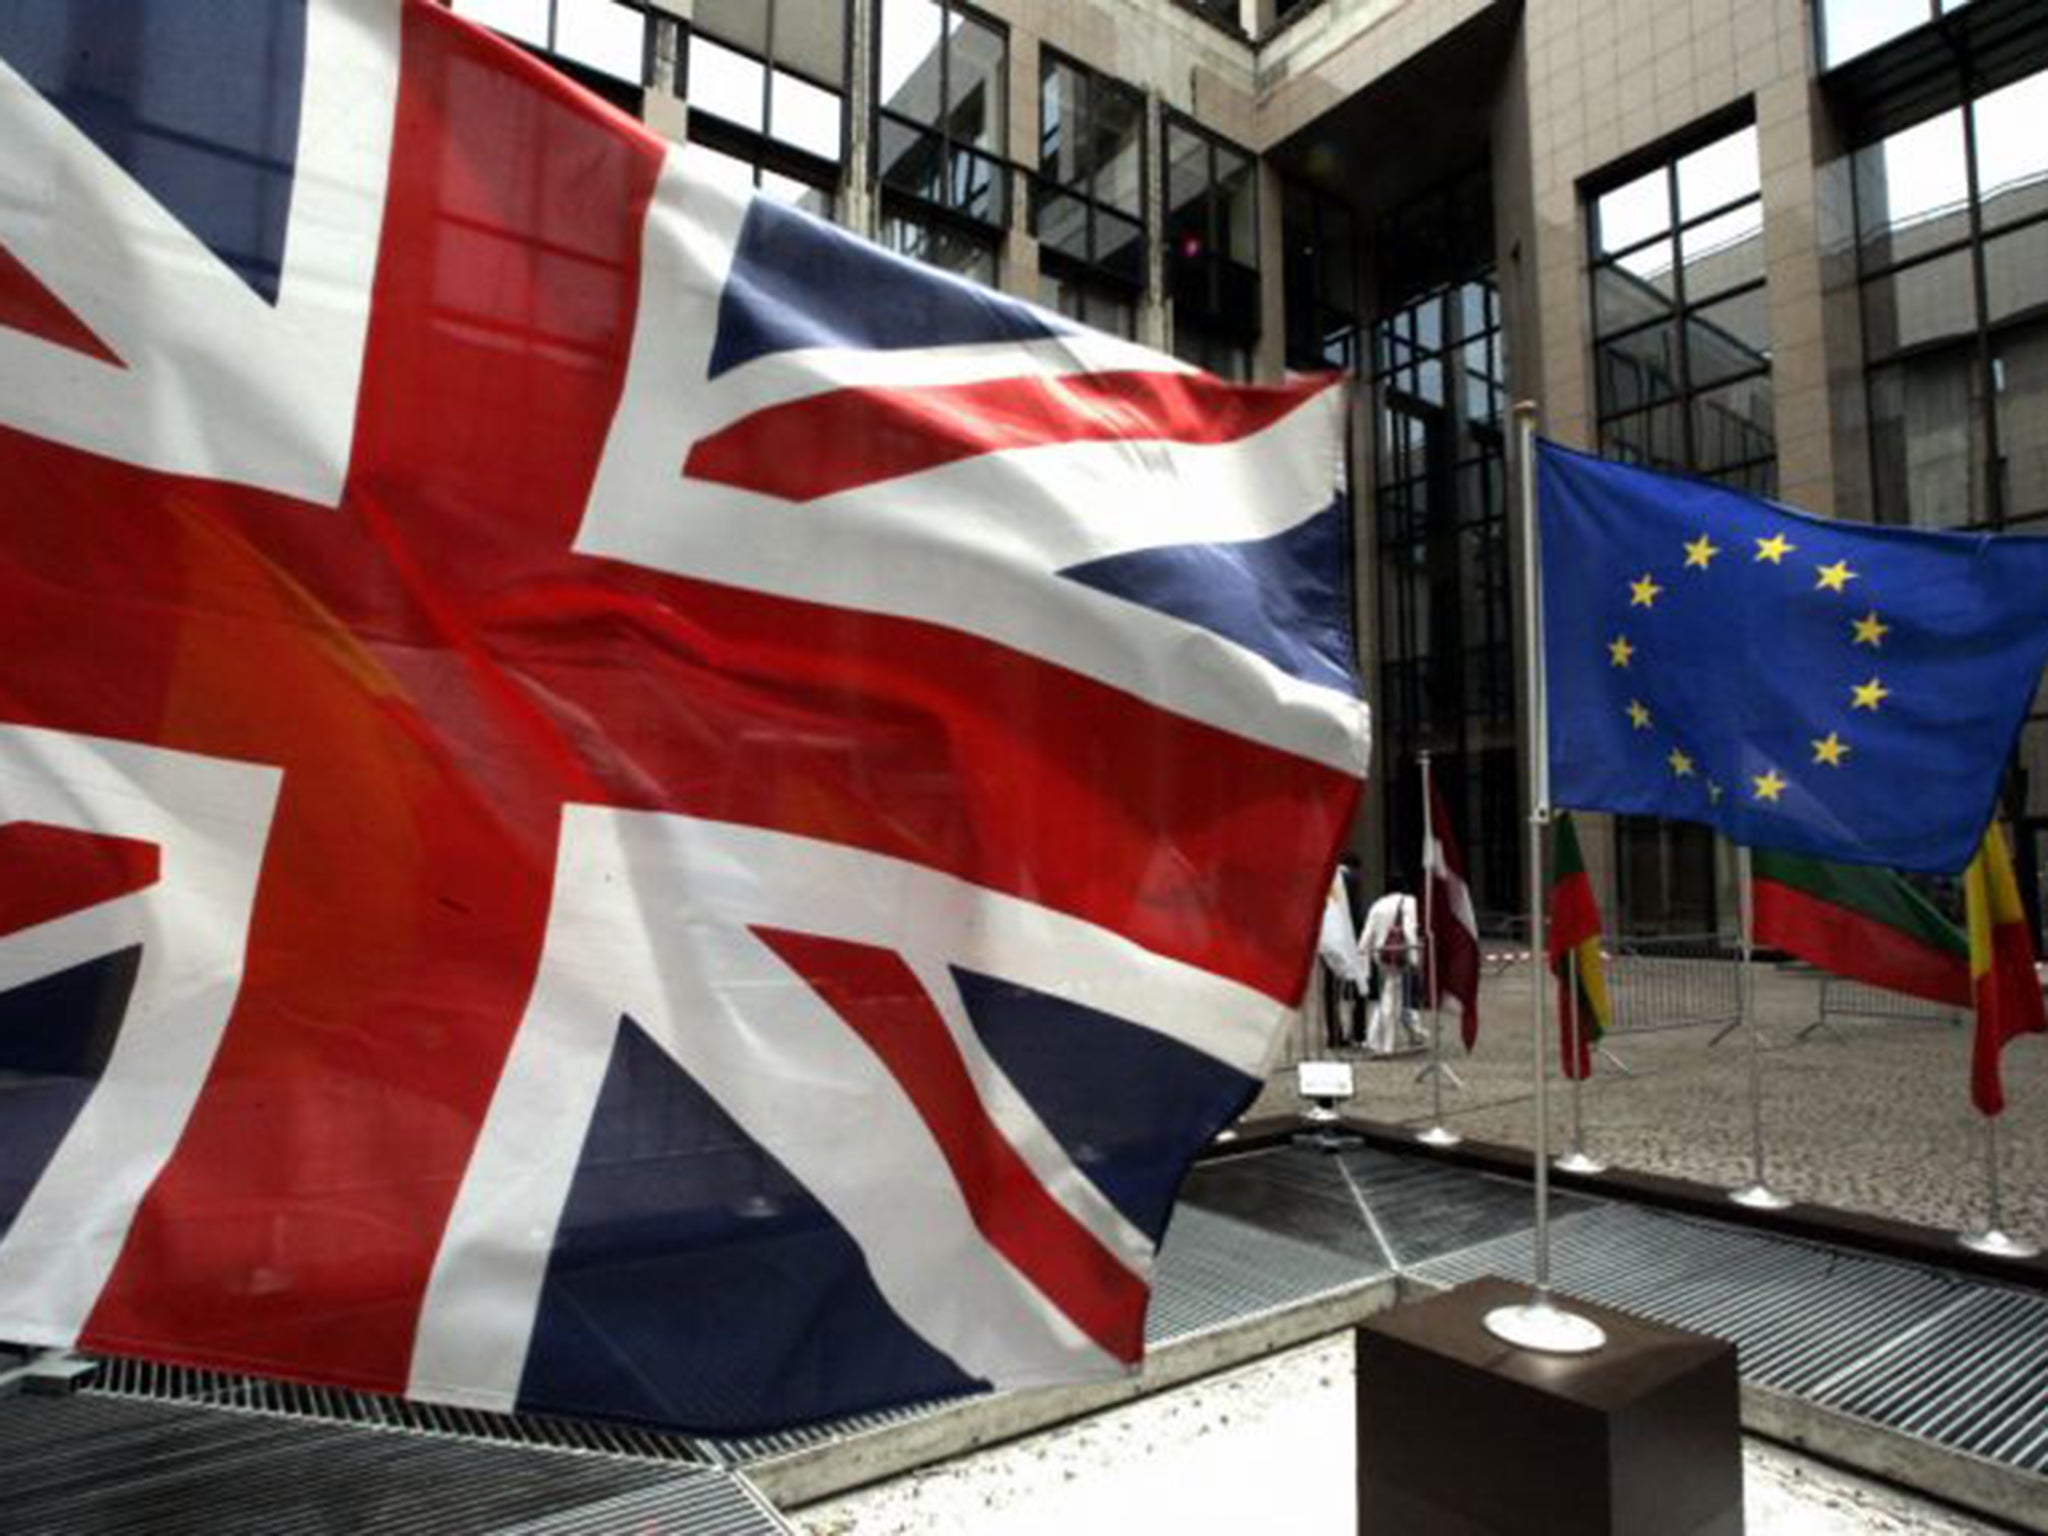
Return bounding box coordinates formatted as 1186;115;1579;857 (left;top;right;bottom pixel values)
1964;822;2046;1116
1548;812;1611;1080
1751;849;1969;1008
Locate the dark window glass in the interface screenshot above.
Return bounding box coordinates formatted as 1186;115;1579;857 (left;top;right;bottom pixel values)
1045;271;1137;339
1847;62;2048;529
1034;51;1146;298
1589;120;1772;489
877;0;1010;249
1164;114;1260;356
1282;178;1360;372
882;209;997;284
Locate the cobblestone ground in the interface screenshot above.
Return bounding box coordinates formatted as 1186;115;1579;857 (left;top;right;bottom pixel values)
1247;958;2048;1246
793;1336;2001;1536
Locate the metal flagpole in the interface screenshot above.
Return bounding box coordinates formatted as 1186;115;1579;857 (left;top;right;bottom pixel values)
1417;751;1463;1148
1483;403;1605;1355
1728;842;1791;1209
1555;947;1606;1174
1959;1113;2042;1258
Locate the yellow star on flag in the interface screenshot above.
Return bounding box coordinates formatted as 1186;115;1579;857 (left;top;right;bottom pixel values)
1752;768;1787;802
1815;560;1857;592
1851;677;1890;711
1629;573;1663;607
1608;635;1635;667
1627;699;1652;730
1852;611;1888;647
1811;732;1850;767
1754;533;1794;564
1668;747;1695;777
1683;535;1720;569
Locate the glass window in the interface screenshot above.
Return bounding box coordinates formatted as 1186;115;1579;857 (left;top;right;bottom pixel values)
877;0;1010;241
1282;178;1360;373
882;209;997;285
682;1;846;208
1044;271;1137;339
1589;120;1772;487
1035;52;1146;298
1847;62;2048;527
1974;72;2048;232
454;0;648;82
1817;0;1946;70
1164;114;1260;357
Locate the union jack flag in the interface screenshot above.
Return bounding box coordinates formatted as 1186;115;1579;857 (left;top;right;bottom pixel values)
0;0;1367;1430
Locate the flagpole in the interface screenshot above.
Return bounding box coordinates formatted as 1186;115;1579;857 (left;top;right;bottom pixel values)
1960;1112;2042;1258
1556;947;1606;1174
1483;404;1605;1356
1728;842;1792;1210
1417;751;1462;1148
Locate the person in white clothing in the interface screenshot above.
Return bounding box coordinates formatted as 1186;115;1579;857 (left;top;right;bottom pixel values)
1359;881;1424;1056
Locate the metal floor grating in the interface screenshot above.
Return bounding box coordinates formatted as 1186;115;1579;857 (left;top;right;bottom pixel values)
1413;1199;2048;1476
0;1391;790;1535
27;1144;2047;1521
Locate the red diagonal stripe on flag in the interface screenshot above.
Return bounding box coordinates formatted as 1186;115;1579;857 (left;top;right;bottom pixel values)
0;245;123;367
755;926;1147;1364
0;822;161;939
684;370;1324;503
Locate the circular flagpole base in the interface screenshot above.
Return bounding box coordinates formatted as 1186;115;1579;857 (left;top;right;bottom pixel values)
1483;1301;1608;1355
1554;1150;1607;1175
1958;1228;2042;1260
1416;1124;1463;1148
1728;1182;1794;1211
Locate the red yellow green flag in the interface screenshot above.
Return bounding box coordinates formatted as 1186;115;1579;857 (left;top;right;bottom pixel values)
1547;812;1611;1081
1963;821;2046;1115
1751;849;1969;1008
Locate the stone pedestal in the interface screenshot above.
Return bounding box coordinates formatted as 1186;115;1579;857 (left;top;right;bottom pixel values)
1357;1277;1741;1535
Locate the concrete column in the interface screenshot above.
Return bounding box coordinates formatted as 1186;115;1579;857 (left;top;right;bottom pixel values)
1142;91;1172;352
1003;17;1041;299
1756;70;1838;516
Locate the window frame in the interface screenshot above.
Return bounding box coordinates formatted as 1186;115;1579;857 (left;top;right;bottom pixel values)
1849;67;2048;529
1583;111;1776;494
1033;46;1149;301
871;0;1016;236
1162;109;1260;357
679;0;851;210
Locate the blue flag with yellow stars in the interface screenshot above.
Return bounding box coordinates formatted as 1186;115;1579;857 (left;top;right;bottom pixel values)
1540;441;2048;875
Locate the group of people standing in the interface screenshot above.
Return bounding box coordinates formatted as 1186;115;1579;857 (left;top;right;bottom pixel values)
1314;854;1428;1056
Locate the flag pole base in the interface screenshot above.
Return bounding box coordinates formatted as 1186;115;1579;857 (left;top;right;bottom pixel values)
1554;1150;1607;1175
1482;1299;1608;1355
1957;1228;2042;1260
1416;1124;1463;1148
1727;1182;1793;1211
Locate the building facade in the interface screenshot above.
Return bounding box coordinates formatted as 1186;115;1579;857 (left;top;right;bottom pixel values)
455;0;2048;938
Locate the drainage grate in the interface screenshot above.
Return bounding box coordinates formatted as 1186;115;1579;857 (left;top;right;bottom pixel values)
90;1355;713;1465
0;1392;789;1535
1336;1145;1598;1267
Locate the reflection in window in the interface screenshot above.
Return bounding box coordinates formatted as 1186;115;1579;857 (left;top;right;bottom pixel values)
1848;63;2048;527
1282;180;1359;372
1589;122;1773;493
876;0;1010;244
1036;50;1146;310
882;209;997;285
684;1;845;217
1370;169;1517;921
1164;114;1258;375
1816;0;1972;70
454;0;648;82
1043;270;1137;339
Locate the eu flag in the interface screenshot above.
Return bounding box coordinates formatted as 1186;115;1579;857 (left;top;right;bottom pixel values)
1540;442;2048;874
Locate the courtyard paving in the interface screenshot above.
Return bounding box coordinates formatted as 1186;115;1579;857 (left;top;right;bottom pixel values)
1249;955;2048;1246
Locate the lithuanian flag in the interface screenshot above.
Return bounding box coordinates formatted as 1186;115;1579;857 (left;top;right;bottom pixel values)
1548;812;1611;1081
1963;821;2046;1115
1752;849;1969;1008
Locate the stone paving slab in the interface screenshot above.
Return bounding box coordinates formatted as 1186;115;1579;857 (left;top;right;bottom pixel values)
1252;958;2048;1245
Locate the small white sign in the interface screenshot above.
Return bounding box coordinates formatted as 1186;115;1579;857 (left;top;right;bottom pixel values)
1296;1060;1356;1100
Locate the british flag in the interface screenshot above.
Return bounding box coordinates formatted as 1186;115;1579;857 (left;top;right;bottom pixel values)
0;0;1366;1430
